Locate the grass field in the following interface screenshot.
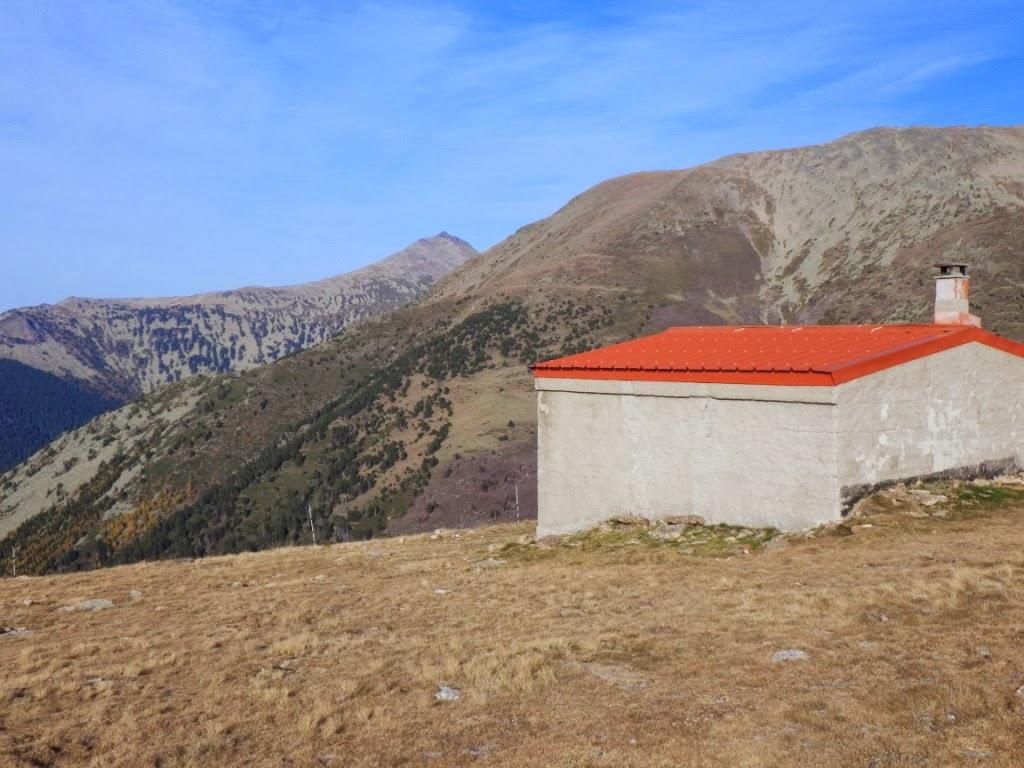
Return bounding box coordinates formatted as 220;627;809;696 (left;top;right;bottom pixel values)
3;482;1024;767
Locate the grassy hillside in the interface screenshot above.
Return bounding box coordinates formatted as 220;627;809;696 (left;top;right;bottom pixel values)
0;360;120;473
3;125;1024;573
0;293;624;573
3;482;1024;766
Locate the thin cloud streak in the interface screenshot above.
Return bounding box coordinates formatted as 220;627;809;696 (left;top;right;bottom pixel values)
0;0;1021;310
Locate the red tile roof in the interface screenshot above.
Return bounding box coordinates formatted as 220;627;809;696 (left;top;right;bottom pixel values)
531;325;1024;386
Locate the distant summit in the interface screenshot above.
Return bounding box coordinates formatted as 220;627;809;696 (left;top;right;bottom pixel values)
0;233;476;398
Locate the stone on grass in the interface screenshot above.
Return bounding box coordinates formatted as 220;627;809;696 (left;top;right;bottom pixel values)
907;489;948;507
1;626;32;638
63;598;114;612
771;649;809;663
473;558;504;569
435;685;461;702
649;528;683;541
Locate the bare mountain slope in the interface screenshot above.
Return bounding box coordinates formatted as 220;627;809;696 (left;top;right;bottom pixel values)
0;232;476;398
3;126;1024;570
436;125;1024;333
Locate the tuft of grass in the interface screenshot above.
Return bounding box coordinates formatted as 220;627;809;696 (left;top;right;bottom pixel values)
955;484;1024;508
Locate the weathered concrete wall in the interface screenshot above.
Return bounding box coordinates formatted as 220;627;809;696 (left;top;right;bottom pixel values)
536;379;839;536
836;342;1024;505
537;344;1024;536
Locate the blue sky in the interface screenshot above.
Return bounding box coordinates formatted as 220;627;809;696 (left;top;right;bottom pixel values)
1;1;1022;311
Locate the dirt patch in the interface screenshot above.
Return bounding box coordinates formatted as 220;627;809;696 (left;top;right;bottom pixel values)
646;301;727;330
578;661;647;690
387;442;537;535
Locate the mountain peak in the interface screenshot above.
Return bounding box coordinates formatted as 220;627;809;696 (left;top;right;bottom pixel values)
432;231;472;246
0;234;476;398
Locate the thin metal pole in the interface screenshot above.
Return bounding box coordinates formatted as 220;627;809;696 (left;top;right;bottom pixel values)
307;505;317;546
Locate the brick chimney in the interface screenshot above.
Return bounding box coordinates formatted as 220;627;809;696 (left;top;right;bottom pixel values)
934;263;981;327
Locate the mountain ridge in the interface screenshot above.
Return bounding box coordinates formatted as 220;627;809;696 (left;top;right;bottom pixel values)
0;232;476;398
0;233;475;474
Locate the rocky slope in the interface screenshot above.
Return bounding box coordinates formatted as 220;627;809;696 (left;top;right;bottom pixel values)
435;125;1024;335
3;126;1023;573
0;233;476;399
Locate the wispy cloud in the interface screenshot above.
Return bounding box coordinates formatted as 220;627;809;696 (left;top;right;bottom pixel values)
0;0;1021;309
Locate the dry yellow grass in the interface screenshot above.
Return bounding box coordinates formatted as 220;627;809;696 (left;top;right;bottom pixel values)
3;491;1024;767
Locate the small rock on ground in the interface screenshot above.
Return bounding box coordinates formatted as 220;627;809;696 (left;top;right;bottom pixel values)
473;558;504;569
907;489;948;506
649;528;683;541
435;685;461;702
63;598;114;612
1;627;32;638
772;649;809;663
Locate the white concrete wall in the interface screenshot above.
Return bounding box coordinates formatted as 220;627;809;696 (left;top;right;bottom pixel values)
536;379;840;536
836;342;1024;505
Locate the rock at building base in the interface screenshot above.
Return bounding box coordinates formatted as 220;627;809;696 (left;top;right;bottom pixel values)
662;515;705;527
604;516;651;529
